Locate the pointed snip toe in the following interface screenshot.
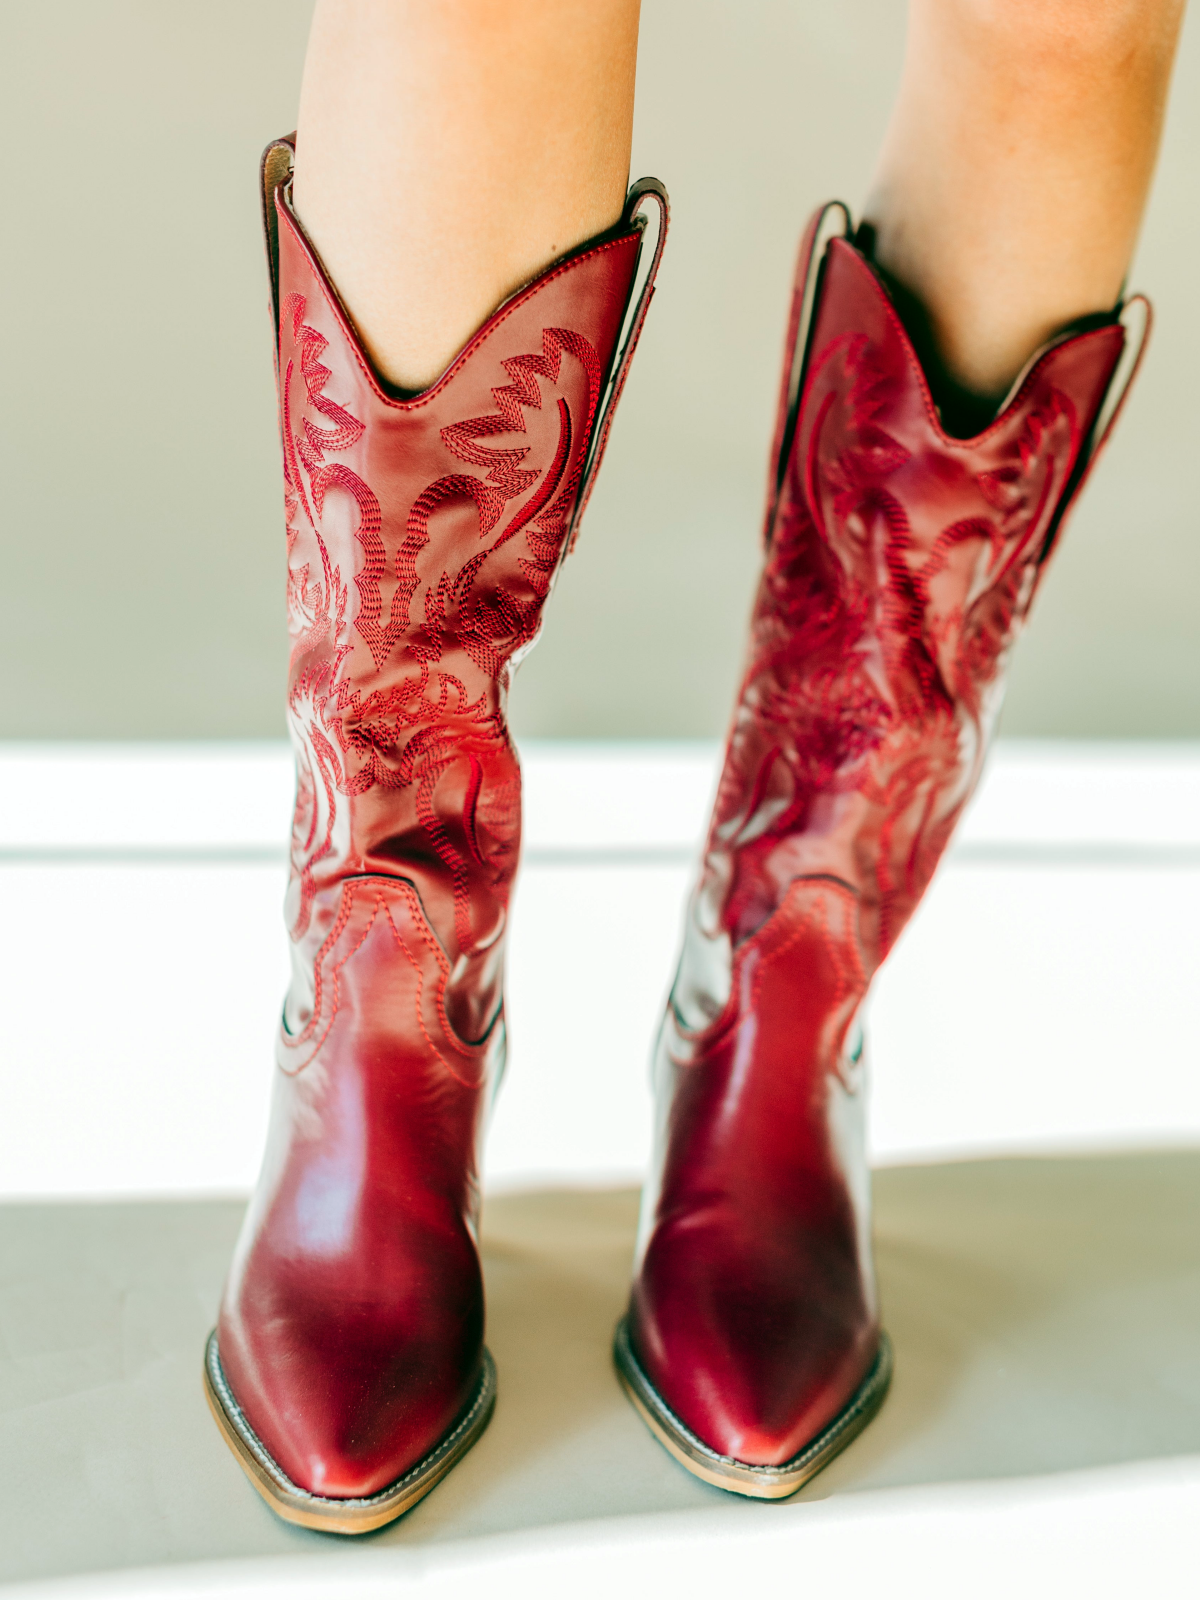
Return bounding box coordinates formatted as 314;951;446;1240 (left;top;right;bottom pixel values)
614;1318;891;1499
204;1333;496;1534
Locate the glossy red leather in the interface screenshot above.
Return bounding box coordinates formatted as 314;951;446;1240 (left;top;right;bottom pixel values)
628;219;1133;1468
217;141;662;1500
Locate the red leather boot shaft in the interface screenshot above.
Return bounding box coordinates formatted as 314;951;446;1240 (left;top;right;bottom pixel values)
217;141;664;1502
630;220;1133;1470
273;176;647;1041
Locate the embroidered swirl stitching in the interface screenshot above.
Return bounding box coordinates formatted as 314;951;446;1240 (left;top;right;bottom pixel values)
281;294;603;1043
707;324;1082;970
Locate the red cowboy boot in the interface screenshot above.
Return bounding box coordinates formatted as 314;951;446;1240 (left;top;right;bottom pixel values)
204;136;667;1534
616;205;1146;1497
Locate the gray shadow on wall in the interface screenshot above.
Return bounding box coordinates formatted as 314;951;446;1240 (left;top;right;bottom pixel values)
1;1151;1198;1585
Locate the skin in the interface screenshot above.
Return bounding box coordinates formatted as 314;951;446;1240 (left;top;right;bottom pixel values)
293;0;641;392
293;0;1185;403
865;0;1187;402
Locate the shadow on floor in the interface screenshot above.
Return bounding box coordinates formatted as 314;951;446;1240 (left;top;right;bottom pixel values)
1;1150;1198;1583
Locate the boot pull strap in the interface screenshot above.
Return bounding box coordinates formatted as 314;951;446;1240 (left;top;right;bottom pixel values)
1038;292;1152;565
766;201;853;544
260;134;298;344
1076;292;1152;474
568;177;670;550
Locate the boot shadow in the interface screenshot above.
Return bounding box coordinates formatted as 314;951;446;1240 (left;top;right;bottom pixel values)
803;1147;1200;1498
380;1185;725;1541
390;1148;1200;1538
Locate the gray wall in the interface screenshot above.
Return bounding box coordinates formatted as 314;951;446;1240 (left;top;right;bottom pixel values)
3;1;1197;741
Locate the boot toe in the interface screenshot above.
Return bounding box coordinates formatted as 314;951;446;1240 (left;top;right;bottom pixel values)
214;1302;484;1500
630;1235;878;1467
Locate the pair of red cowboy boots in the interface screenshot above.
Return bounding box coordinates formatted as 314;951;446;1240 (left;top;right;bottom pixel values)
203;138;1142;1530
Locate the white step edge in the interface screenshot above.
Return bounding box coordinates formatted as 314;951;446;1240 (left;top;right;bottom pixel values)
2;739;1200;857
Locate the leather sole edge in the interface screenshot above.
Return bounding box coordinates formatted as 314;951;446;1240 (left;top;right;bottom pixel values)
203;1329;496;1534
613;1317;893;1500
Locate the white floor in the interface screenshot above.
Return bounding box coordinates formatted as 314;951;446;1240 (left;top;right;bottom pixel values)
5;1457;1199;1600
1;739;1198;1596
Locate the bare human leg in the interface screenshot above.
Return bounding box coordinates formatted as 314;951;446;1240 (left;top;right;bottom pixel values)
293;0;641;392
864;0;1186;422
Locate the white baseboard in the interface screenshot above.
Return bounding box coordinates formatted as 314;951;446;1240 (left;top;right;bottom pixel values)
1;740;1198;1198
